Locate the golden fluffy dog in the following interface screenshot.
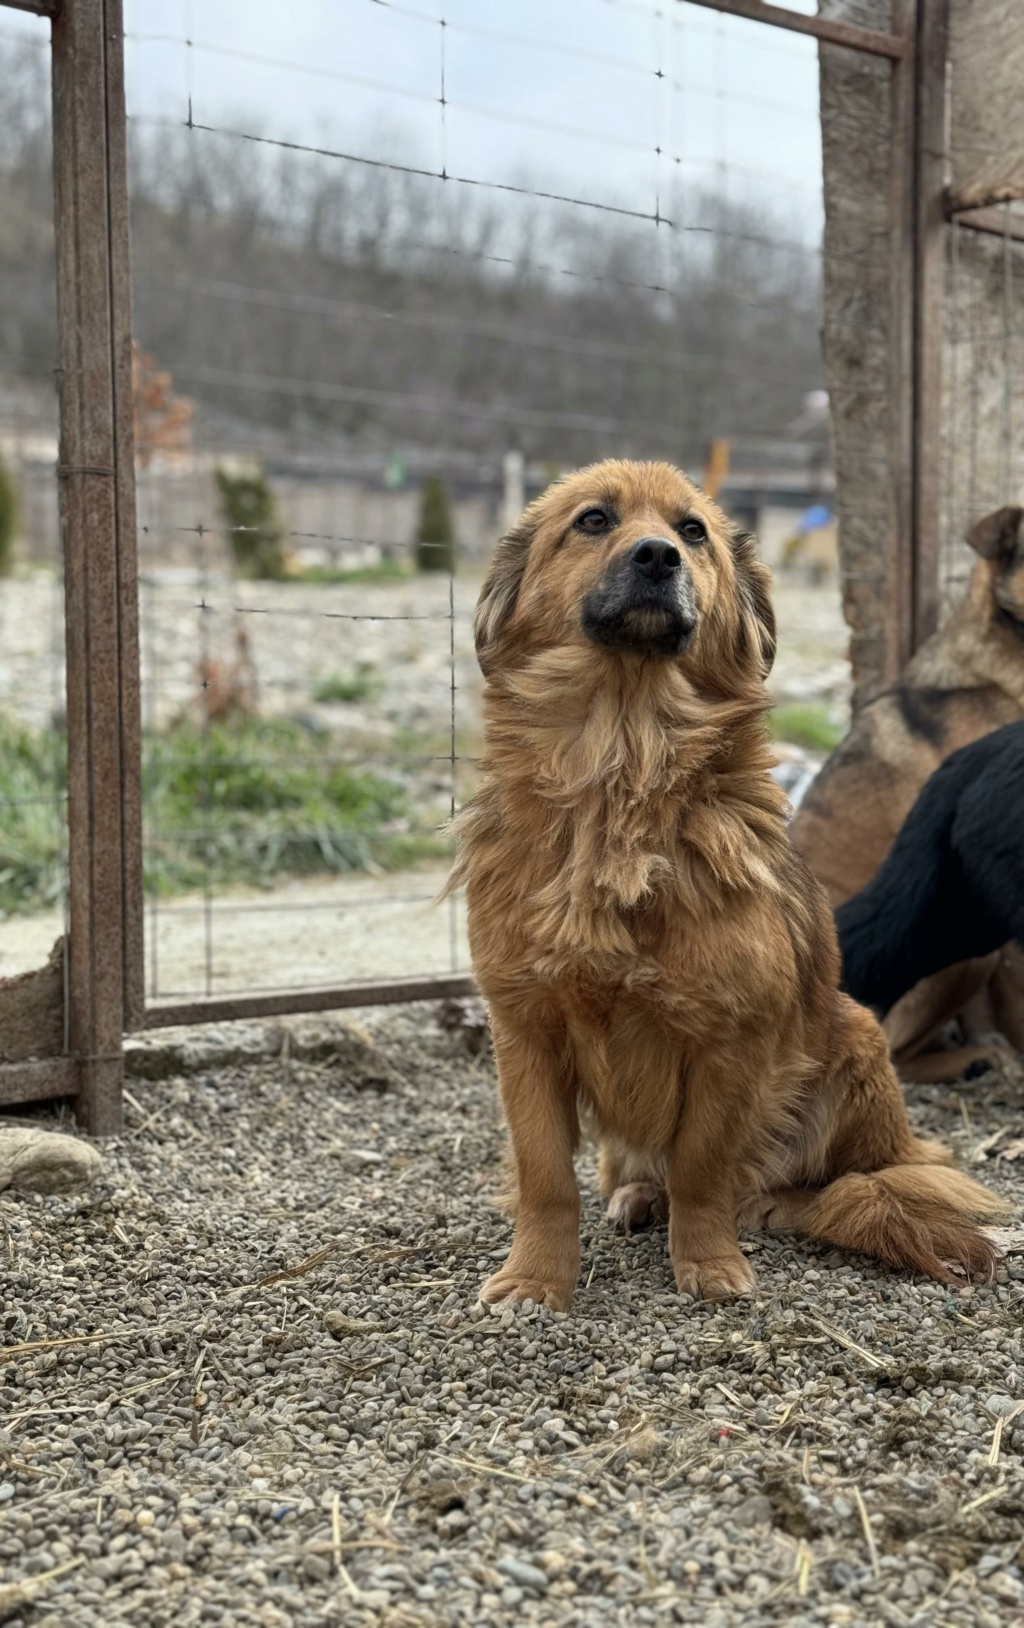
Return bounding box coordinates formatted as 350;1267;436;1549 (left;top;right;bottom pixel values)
450;460;1007;1308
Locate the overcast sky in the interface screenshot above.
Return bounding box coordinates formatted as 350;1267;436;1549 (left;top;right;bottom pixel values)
75;0;828;242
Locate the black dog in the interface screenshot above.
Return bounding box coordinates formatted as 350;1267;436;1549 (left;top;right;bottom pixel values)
836;720;1024;1016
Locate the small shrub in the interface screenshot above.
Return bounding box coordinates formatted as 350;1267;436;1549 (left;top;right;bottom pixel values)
0;456;17;577
0;712;436;915
215;464;288;580
0;715;66;914
415;474;456;573
143;715;420;894
770;701;844;754
313;664;380;705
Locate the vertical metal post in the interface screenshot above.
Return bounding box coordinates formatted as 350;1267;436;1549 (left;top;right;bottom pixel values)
889;0;949;671
888;0;917;681
910;0;949;650
51;0;142;1133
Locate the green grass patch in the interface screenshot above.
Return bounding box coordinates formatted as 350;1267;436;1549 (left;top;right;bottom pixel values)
312;664;381;705
143;716;441;895
770;701;844;754
294;559;409;586
0;717;67;915
0;714;447;915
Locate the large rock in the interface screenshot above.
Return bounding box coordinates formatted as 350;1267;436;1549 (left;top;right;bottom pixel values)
0;1127;102;1195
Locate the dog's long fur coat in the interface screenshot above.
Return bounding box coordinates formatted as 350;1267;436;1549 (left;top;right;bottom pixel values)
451;461;1007;1307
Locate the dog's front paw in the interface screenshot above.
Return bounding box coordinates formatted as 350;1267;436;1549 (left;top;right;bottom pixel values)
673;1250;756;1301
606;1181;669;1231
480;1266;575;1311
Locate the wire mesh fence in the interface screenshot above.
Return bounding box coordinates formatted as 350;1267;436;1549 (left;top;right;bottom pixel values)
941;204;1024;612
119;0;846;1009
4;0;1017;1122
0;20;70;1012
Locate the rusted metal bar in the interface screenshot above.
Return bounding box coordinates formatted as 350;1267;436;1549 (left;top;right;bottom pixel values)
51;0;136;1134
0;1059;79;1107
682;0;904;59
142;974;479;1031
947;203;1024;243
911;0;949;650
0;1;59;14
887;0;917;680
104;6;145;1032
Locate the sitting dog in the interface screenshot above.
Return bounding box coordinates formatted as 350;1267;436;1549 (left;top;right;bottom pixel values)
791;506;1024;1079
450;461;1006;1308
837;720;1024;1018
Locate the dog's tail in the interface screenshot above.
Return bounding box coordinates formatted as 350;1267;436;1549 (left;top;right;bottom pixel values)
776;1157;1010;1283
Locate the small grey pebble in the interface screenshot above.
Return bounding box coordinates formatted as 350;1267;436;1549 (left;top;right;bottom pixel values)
497;1558;549;1592
730;1495;774;1529
986;1395;1017;1418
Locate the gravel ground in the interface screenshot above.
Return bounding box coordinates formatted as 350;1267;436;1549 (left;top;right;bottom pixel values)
3;1008;1024;1627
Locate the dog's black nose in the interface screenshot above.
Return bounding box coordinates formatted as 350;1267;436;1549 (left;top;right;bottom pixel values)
630;537;681;580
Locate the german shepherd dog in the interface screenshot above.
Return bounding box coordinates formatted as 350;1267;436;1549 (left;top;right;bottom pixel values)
837;720;1024;1017
450;461;1006;1308
790;506;1024;1079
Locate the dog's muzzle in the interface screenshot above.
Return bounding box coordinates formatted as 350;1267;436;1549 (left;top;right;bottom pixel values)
581;536;698;657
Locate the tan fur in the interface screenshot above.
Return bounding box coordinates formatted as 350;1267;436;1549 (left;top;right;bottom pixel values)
790;506;1024;1078
452;461;1009;1308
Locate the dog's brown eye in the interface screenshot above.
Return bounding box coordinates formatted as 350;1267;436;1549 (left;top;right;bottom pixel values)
676;518;706;545
576;508;612;534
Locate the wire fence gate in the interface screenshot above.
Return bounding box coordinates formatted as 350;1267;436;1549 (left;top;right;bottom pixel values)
0;0;1019;1133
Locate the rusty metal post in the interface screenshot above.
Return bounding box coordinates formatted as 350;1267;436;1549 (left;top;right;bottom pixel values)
51;0;142;1133
911;0;950;650
888;0;917;682
887;0;949;674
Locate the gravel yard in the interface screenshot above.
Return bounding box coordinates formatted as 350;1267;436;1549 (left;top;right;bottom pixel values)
3;1009;1024;1628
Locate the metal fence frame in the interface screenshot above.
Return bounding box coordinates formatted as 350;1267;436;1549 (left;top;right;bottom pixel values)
0;0;1001;1130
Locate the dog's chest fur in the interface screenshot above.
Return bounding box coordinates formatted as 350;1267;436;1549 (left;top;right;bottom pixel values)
456;660;798;1140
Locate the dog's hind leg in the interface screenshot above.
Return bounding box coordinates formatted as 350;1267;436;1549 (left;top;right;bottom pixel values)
598;1141;668;1230
989;944;1024;1053
759;997;1008;1280
885;956;1008;1082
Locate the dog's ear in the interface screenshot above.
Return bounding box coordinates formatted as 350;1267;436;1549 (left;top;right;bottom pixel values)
731;529;776;678
474;522;534;672
968;506;1024;560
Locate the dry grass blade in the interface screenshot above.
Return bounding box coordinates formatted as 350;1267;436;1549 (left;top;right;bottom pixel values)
439;1454;531;1483
807;1318;888;1370
987;1401;1024;1467
962;1482;1009;1513
0;1558;83;1620
0;1331;125;1359
715;1382;750;1408
259;1243;337;1287
383;1453;425;1524
331;1491;342;1573
336;1559;362;1601
852;1486;880;1581
794;1539;813;1596
970;1126;1010;1163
